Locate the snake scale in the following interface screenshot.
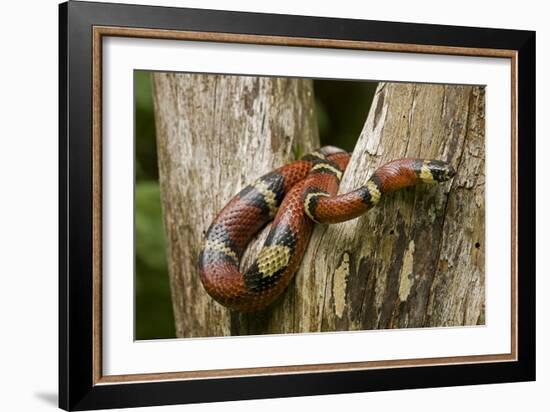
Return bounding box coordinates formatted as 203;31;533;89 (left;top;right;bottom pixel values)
198;146;455;311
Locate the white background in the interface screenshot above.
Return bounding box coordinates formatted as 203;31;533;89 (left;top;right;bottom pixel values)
103;36;512;376
0;0;546;411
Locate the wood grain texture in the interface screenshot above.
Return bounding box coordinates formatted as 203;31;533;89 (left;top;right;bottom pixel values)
234;82;485;335
152;73;319;337
94;26;516;58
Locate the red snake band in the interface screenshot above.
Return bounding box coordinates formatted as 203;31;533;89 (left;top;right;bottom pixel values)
198;146;455;311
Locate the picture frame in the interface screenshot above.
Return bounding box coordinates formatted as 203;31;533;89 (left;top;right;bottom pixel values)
59;1;535;410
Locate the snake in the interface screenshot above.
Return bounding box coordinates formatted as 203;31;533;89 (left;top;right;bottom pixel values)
198;146;455;311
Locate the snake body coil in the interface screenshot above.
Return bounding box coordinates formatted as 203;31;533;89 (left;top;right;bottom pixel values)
198;146;455;311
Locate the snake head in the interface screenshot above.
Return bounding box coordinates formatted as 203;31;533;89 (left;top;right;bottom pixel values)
423;160;456;182
414;159;456;183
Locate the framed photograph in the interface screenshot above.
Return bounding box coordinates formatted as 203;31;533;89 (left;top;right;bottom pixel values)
59;1;535;410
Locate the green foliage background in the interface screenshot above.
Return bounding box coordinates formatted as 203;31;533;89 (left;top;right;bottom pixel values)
135;72;377;340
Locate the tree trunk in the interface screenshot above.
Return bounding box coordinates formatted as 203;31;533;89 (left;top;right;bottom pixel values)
152;73;319;337
233;82;485;335
153;77;485;338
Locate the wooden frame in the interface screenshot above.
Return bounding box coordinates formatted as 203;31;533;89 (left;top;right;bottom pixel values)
59;1;535;410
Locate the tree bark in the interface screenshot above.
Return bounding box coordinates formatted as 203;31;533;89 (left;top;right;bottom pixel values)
233;82;485;335
153;77;485;338
152;73;319;337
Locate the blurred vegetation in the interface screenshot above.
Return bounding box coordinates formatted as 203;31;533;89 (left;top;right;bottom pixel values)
135;71;377;340
135;71;175;340
314;79;376;151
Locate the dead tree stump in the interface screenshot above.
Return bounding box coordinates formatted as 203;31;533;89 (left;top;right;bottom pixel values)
152;73;319;337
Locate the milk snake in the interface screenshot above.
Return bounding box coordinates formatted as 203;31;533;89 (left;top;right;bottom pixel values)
198;146;455;311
